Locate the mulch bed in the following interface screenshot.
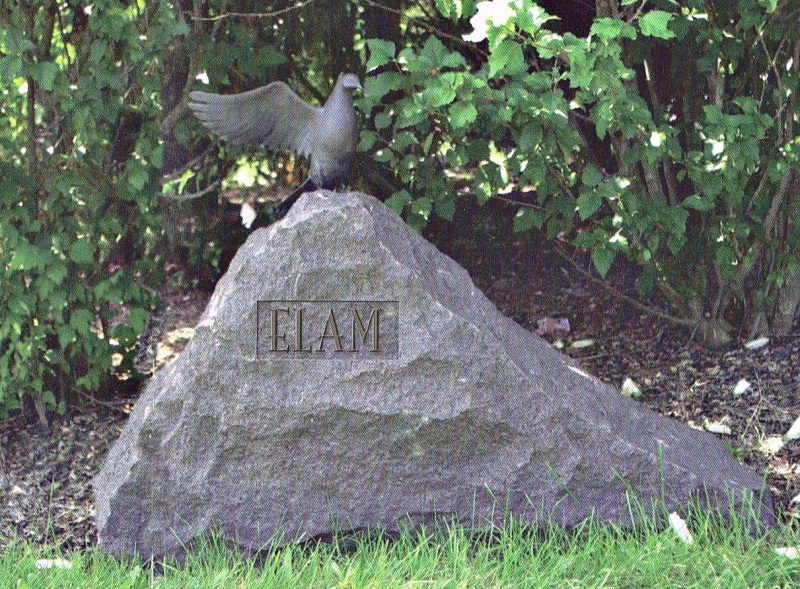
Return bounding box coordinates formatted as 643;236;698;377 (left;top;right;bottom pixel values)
1;204;798;553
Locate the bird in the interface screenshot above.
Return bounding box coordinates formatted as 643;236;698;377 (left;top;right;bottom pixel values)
188;73;361;220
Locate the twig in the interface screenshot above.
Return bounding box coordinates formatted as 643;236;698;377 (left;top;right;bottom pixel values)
55;3;71;71
159;0;207;135
363;0;488;60
555;244;696;327
162;178;221;201
181;0;317;22
73;388;131;413
159;147;210;185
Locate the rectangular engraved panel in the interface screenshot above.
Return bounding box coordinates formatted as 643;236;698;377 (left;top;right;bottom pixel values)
256;300;399;359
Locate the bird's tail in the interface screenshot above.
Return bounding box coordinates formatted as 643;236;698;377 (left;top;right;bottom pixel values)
272;178;317;219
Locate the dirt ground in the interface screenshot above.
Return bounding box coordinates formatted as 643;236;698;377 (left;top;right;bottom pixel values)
1;202;798;552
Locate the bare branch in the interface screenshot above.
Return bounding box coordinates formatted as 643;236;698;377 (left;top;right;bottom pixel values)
555;244;696;327
182;0;318;22
159;146;211;185
162;179;221;201
363;0;489;60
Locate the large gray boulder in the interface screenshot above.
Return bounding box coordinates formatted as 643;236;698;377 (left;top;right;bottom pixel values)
94;191;774;560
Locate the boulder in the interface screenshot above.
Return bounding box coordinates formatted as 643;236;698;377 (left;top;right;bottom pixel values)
94;191;774;560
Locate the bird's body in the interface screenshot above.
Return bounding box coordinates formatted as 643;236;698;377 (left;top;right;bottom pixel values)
188;73;361;218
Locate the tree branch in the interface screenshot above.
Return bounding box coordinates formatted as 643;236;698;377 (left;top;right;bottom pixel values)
555;244;696;327
162;179;221;201
181;0;318;22
363;0;489;60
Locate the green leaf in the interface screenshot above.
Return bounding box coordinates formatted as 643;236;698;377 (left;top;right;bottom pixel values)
357;130;377;152
385;190;412;215
421;85;456;108
46;263;68;286
9;242;46;271
69;239;95;265
4;27;35;55
362;72;404;104
0;56;23;82
592;248;615;277
513;208;543;233
449;101;478;130
128;166;149;191
42;390;56;408
410;197;432;218
374;111;392;130
419;36;449;69
257;46;286;68
682;194;714;211
129;307;149;333
514;5;559;36
715;244;738;280
31;61;59;91
366;39;396;73
590;18;637;41
58;326;76;349
435;195;456;221
566;45;593;88
576;191;602;220
434;0;456;18
639;10;676;40
622;0;639;5
422;133;435;155
489;40;526;78
581;164;602;188
70;309;95;336
173;20;191;36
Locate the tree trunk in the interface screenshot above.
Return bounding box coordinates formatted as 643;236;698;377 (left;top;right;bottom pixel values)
774;269;800;335
159;0;196;273
363;0;402;46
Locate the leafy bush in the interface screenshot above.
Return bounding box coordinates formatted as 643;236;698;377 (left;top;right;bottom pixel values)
0;1;188;417
360;0;800;345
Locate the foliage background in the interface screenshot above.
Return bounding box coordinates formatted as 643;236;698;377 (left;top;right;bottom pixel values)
0;0;799;417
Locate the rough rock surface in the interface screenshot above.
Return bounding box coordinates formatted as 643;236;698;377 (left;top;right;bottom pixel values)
94;191;774;560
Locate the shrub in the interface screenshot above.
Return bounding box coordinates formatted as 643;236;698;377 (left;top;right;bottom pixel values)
360;0;800;345
0;0;187;417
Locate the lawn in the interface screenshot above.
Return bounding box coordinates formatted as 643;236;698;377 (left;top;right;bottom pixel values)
3;511;799;589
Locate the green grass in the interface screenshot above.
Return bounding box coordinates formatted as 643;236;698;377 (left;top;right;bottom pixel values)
3;511;799;589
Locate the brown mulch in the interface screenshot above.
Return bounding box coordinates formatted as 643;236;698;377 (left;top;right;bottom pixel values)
1;203;798;553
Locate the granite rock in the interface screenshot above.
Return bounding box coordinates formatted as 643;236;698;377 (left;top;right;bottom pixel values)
94;191;774;560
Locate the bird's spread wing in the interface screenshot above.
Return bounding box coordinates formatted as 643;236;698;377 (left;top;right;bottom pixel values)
188;81;320;157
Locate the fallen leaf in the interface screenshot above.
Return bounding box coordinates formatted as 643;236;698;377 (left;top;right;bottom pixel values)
687;420;704;431
165;327;195;344
536;317;571;336
621;377;642;400
35;558;72;570
732;379;751;397
759;435;785;455
668;512;694;545
775;546;799;559
784;415;800;442
703;419;732;436
240;202;257;229
568;365;592;379
744;337;769;350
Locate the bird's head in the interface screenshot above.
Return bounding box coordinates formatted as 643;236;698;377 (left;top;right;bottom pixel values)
338;73;362;93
